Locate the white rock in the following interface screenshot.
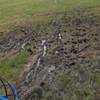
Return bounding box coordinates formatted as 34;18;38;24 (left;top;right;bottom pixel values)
59;33;62;40
55;51;59;54
48;65;56;73
42;40;46;45
21;43;26;49
43;45;47;57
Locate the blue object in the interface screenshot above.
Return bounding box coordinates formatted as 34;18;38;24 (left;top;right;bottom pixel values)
0;77;19;100
10;85;18;100
0;96;8;100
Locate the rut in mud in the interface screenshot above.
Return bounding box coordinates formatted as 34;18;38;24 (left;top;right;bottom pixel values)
0;8;100;99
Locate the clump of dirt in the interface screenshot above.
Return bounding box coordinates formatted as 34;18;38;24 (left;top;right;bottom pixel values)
0;8;100;100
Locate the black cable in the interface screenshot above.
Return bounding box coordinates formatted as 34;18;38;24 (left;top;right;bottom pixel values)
0;77;8;96
0;76;16;99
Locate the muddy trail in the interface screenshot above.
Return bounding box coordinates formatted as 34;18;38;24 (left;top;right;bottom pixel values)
0;8;100;99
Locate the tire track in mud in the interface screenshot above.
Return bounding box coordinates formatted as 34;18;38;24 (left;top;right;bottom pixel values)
17;38;54;99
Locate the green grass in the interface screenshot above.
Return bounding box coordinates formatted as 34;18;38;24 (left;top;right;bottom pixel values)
0;50;30;81
43;63;100;100
0;0;100;30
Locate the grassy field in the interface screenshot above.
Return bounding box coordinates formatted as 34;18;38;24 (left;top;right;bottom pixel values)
0;0;100;81
0;50;30;81
0;0;100;31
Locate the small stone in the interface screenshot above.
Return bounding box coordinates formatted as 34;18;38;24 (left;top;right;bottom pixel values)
48;65;56;73
41;40;46;45
55;51;59;54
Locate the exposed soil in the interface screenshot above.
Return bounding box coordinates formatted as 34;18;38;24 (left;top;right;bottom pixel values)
0;8;100;100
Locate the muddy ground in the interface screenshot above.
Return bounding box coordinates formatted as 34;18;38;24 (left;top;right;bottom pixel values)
0;8;100;100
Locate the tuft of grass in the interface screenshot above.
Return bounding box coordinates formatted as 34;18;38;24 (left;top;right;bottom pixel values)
56;63;100;100
42;59;100;100
0;49;30;81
